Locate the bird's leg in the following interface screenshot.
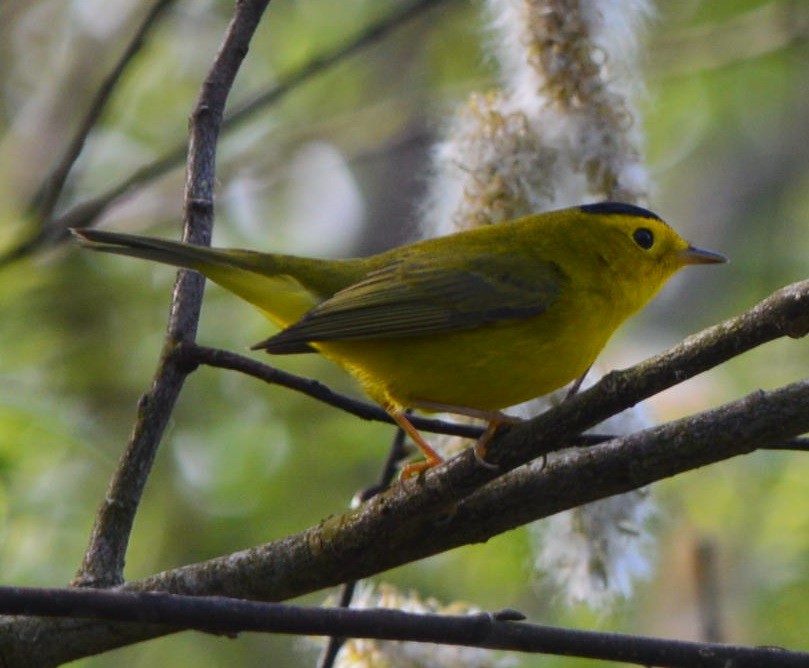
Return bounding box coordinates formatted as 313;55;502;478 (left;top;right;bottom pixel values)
565;365;591;399
386;408;445;480
470;420;503;470
472;413;526;470
410;400;523;471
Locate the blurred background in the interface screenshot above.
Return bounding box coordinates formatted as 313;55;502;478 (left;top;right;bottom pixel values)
0;0;807;665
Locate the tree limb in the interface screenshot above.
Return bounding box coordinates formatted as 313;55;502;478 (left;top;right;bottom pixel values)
0;586;806;668
72;0;272;588
179;342;485;440
29;0;179;222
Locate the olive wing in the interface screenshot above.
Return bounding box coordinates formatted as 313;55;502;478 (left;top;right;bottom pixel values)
255;253;565;354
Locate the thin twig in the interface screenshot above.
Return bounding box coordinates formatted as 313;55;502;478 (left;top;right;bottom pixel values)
369;419;412;495
0;1;179;268
29;0;178;222
766;436;809;451
180;343;809;455
317;581;357;668
694;538;724;643
180;278;809;468
0;0;454;266
180;342;485;439
72;0;272;588
0;586;807;668
184;338;809;465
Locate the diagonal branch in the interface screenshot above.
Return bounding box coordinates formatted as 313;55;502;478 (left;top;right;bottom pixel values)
29;0;179;222
178;347;808;452
179;342;485;440
134;379;809;600
72;0;273;588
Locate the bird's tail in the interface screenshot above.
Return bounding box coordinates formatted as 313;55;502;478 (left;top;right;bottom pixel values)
71;228;274;275
71;228;323;327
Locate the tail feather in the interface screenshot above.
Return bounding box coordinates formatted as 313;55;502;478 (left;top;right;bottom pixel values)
71;228;324;327
71;228;259;274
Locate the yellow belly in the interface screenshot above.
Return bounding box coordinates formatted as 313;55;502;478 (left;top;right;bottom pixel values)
315;291;621;412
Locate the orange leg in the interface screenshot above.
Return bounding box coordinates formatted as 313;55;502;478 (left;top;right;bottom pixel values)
409;399;523;471
565;366;591;399
387;408;445;480
472;413;523;468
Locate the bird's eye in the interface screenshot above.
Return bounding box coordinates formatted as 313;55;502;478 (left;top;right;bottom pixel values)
632;227;654;250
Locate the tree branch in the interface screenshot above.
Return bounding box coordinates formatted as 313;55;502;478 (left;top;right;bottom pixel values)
179;342;485;440
72;0;272;588
129;379;808;601
30;0;178;222
0;586;806;668
0;1;178;267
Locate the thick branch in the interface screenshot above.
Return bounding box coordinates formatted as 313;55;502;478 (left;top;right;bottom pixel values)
135;379;808;598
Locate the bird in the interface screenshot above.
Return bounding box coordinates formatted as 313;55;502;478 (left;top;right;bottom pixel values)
72;201;726;475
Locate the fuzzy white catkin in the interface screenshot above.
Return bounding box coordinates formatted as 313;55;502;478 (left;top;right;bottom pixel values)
529;392;657;606
423;0;654;237
318;584;515;668
421;0;658;607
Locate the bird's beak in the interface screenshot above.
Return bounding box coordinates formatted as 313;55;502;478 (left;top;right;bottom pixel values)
678;245;727;265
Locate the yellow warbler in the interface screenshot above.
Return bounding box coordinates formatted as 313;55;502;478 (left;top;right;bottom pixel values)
72;202;725;472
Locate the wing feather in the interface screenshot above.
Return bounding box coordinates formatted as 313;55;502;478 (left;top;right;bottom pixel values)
255;253;565;354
